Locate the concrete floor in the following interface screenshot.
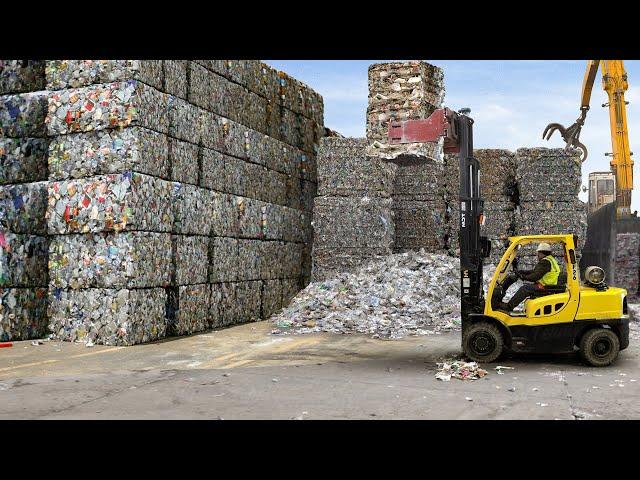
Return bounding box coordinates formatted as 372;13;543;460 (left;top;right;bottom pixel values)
1;320;639;419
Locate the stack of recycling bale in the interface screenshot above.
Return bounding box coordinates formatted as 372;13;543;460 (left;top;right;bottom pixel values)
614;233;640;300
0;61;50;341
514;147;587;269
444;149;517;263
312;138;396;280
40;60;322;345
366;61;446;253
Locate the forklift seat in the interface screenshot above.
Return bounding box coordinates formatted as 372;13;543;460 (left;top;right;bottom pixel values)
529;272;568;298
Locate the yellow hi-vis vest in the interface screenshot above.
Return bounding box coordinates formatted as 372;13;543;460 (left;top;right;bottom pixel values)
540;255;560;286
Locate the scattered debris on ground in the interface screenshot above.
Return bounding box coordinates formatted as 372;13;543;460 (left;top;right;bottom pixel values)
495;365;515;374
435;360;488;381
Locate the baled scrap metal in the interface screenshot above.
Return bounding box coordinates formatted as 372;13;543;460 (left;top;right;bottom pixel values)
317;138;397;198
210;193;263;239
515;147;582;202
0;287;48;341
0;137;49;185
0;232;48;287
167;284;211;336
301;180;316;213
236;239;262;281
47;172;174;234
172;183;214;235
169;138;199;185
286;175;303;211
212;281;262;326
279;242;304;279
236;280;263;322
393;162;443;199
261;203;306;243
366;61;444;162
312;196;394;249
273;251;462;338
281;278;300;307
168;96;204;145
515;200;587;237
614;233;640;298
48;232;172;289
480;199;515;239
393;200;446;251
188;62;230;117
46;81;170;136
200;147;227;192
47;127;169;181
45;60;163;91
312;250;390;282
0;181;48;235
475;149;516;199
0;60;45;95
47;287;167;345
208;236;238;283
163;60;188;99
0;91;48;137
262;279;283;318
172;235;209;286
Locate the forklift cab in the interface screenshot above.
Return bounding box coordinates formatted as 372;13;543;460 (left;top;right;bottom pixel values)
485;234;580;324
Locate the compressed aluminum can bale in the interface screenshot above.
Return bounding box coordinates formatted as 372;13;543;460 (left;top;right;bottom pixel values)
210;194;263;239
163;60;188;99
173;183;214;235
209;236;239;282
218;117;250;160
47;172;174;234
613;233;640;298
286;175;303;211
168;95;204;145
48;287;167;345
0;181;48;235
0;232;48;287
481;199;515;239
393;199;447;252
169;138;199;185
0;91;48;137
312;246;391;281
262;279;283;318
200;147;227;191
393;162;444;203
193;60;228;78
48;127;169;181
279;107;301;149
223;155;268;199
366;61;444;162
234;280;262;323
211;281;262;326
313;196;394;249
48;232;171;289
236;239;261;281
515;147;582;202
301;180;316;213
0;287;48;341
46;81;170;136
317;137;397;198
261;203;306;243
0;137;49;185
45;60;163;91
259;168;288;206
281;278;301;307
0;60;45;94
256;241;279;279
227;60;261;91
188;62;230;117
167;283;211;336
515;200;587;238
281;242;304;279
172;235;209;286
244;129;271;167
210;281;235;326
444;150;516;201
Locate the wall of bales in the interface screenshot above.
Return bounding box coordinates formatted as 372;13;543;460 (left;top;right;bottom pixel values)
0;60;324;344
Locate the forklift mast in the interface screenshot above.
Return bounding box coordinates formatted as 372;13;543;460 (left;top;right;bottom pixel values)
388;108;489;320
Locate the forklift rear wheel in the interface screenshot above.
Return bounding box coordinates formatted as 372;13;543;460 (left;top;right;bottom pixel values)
463;322;504;363
579;328;620;367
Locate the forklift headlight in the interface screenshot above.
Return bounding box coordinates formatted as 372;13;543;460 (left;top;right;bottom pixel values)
585;266;606;286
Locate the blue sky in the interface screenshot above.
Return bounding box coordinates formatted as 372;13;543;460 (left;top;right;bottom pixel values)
265;60;640;211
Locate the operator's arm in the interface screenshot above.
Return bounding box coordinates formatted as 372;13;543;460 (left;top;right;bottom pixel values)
518;259;551;282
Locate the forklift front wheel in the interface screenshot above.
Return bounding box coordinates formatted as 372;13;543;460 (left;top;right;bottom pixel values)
579;328;620;367
463;322;504;363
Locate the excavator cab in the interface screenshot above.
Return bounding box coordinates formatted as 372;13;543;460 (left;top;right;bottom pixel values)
463;234;630;366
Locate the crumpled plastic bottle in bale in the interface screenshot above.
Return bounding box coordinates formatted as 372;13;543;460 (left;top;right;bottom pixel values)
0;231;49;287
47;172;174;234
366;61;444;162
167;283;211;336
0;60;45;95
45;60;164;91
614;233;640;300
0;91;48;138
0;181;48;235
317;137;397;198
0;287;48;341
48;232;172;289
47;287;167;345
46;81;170;136
47;127;170;181
0;137;50;185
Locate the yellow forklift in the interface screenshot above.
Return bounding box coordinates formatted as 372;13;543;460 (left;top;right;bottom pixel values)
387;108;630;367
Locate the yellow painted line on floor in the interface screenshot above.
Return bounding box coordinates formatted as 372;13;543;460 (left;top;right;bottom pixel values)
0;346;123;373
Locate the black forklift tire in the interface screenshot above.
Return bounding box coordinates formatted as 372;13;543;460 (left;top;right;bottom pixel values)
463;322;504;363
579;328;620;367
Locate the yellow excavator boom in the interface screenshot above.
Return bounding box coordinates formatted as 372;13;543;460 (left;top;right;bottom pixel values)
543;60;634;218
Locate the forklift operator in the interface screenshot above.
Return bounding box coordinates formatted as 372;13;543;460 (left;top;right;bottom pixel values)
496;242;561;312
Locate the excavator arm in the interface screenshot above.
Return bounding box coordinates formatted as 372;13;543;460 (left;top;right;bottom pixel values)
543;60;634;218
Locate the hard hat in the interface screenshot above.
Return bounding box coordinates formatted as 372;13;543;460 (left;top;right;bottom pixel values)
536;242;552;253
